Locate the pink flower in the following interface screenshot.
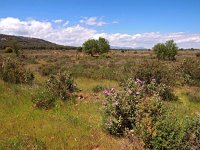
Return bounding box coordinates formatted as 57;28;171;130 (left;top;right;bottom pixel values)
128;89;133;95
136;78;143;83
136;91;140;95
103;88;115;96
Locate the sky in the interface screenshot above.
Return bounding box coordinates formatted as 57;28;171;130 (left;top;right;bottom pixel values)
0;0;200;48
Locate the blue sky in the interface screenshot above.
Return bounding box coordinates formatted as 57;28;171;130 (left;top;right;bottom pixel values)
0;0;200;48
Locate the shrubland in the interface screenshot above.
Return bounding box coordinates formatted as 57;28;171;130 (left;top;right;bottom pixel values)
0;46;200;149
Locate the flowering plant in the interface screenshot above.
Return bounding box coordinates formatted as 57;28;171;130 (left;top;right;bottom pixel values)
103;78;176;136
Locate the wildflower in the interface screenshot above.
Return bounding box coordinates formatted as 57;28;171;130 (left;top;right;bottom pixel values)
110;88;115;93
128;89;133;95
136;78;143;83
103;89;111;96
114;101;118;106
136;91;140;95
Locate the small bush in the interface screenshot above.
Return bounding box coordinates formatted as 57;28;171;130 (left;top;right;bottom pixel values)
92;85;104;93
181;116;200;150
38;64;57;76
196;52;200;57
150;116;185;149
146;79;178;101
46;71;78;100
132;60;175;85
31;90;55;109
179;58;200;84
4;47;13;53
1;57;34;84
186;87;200;103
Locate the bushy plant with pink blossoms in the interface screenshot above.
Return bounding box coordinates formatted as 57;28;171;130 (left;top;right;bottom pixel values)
103;78;176;136
103;78;199;149
104;78;150;136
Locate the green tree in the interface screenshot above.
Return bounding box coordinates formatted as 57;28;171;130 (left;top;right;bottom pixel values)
82;39;98;56
153;40;178;60
98;37;110;54
82;37;110;56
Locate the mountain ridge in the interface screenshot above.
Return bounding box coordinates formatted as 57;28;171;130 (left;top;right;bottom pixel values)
0;34;77;50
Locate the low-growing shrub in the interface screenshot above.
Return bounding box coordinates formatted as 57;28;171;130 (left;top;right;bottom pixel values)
181;116;200;150
31;90;55;109
132;60;175;85
1;57;34;84
46;71;78;100
146;79;178;101
186;87;200;103
149;116;185;150
179;58;200;84
38;64;58;76
4;47;13;53
196;52;200;57
92;85;104;93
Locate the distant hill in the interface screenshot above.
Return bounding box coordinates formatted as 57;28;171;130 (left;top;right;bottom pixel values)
111;46;148;50
0;34;77;50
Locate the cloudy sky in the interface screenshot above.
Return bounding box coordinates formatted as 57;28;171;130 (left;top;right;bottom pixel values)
0;0;200;48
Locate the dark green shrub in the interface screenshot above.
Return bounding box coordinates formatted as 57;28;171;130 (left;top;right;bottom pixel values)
46;71;78;100
31;90;55;110
135;96;170;149
92;85;104;93
82;37;110;56
196;52;200;57
179;58;200;84
153;40;178;60
181;116;200;150
4;47;13;53
82;39;99;56
77;46;83;52
132;60;175;85
1;57;34;84
98;37;110;54
38;64;57;76
150;116;185;150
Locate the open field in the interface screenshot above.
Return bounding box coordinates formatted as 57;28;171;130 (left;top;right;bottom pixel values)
0;50;200;149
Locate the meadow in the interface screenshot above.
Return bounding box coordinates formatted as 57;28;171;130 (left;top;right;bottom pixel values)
0;49;200;149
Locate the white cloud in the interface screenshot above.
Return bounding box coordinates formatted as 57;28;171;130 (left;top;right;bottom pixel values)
53;19;63;23
80;17;107;26
63;21;69;27
0;17;200;48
